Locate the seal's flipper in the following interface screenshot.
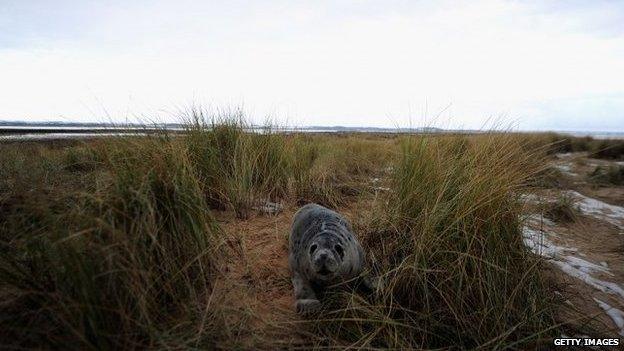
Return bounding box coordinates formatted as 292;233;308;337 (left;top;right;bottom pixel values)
295;298;321;315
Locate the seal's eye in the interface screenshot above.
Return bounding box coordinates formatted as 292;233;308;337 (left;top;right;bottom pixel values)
309;244;318;255
334;244;344;259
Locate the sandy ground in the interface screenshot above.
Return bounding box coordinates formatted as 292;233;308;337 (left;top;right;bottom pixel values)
211;153;624;347
525;153;624;338
212;198;379;349
213;208;301;349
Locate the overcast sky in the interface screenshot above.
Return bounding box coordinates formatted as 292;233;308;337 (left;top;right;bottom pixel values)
1;0;623;131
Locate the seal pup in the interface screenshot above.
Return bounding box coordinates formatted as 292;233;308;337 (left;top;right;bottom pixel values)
289;203;373;314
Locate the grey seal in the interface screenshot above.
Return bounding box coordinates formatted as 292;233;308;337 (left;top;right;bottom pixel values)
288;203;375;314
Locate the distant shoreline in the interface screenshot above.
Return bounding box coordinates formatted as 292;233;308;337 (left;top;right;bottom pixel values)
1;122;623;141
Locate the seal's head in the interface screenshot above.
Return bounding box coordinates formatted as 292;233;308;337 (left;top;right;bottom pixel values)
307;234;346;282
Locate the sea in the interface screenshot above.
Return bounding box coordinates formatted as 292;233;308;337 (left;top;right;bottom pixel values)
1;124;623;141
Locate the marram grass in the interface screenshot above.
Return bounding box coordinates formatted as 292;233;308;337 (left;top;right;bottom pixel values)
306;133;558;349
0;113;569;349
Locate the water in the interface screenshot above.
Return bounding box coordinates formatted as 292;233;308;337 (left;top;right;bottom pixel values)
0;132;148;141
1;124;623;141
563;131;624;140
0;125;178;141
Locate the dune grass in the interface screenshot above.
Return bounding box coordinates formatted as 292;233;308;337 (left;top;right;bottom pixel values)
588;165;624;186
184;110;291;218
542;193;580;223
289;134;396;208
0;114;568;349
523;132;624;159
307;133;557;349
0;136;226;349
0;114;395;349
182;109;394;216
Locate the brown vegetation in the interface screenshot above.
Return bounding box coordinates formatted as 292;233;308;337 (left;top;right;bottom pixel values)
5;115;609;349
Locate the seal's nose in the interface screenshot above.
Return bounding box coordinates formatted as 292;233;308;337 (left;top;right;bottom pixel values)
315;250;329;264
314;249;336;275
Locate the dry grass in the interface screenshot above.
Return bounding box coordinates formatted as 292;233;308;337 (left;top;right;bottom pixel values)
520;132;624;159
542;193;580;223
0;136;227;349
588;165;624;186
0;115;568;349
289;134;396;208
305;133;558;349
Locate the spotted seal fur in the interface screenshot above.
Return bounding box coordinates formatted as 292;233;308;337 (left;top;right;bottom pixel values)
289;203;373;314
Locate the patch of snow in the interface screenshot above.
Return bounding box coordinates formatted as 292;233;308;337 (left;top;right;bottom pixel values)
594;298;624;337
523;221;624;302
565;190;624;229
524;213;556;227
554;163;578;176
564;256;612;276
555;153;575;159
522;226;573;258
553;261;624;300
522;227;552;256
253;200;283;215
520;193;541;204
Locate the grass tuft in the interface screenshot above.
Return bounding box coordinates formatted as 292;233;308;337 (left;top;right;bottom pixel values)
542;193;580;223
588;165;624;186
308;133;557;349
1;120;570;349
184;108;291;218
0;135;227;349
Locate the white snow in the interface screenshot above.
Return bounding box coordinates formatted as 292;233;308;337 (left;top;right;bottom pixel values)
554;163;578;176
594;298;624;337
520;193;541;204
522;226;574;258
523;226;556;257
564;256;612;276
523;219;624;300
252;200;283;215
553;261;624;299
521;191;624;329
524;213;556;227
555;153;575;159
522;191;624;229
565;190;624;229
